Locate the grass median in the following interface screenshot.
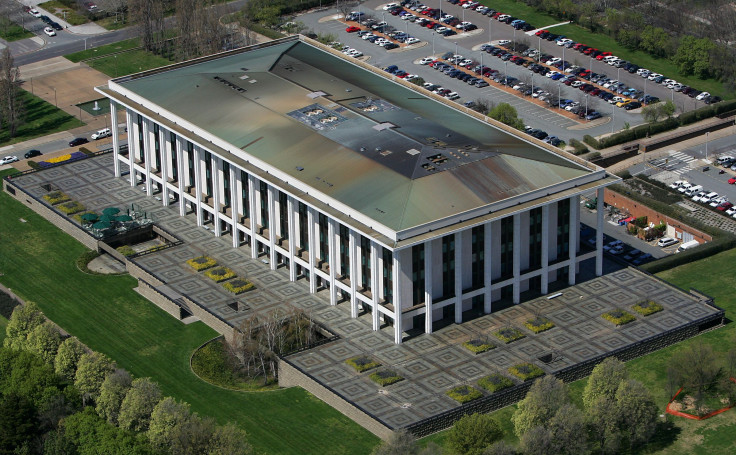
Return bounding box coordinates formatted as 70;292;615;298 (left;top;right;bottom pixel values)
0;171;378;455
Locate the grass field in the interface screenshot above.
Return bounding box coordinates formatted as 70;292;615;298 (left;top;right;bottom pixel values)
0;17;34;41
39;1;89;26
478;0;727;98
65;38;142;62
0;90;84;147
65;39;173;78
0;171;378;455
0;314;7;344
421;251;736;453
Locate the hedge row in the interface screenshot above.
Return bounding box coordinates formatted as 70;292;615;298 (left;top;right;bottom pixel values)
585;99;736;150
641;234;736;274
569;138;590;155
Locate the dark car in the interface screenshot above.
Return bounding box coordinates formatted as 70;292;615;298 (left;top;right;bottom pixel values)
50;21;63;30
624;102;642;110
585;111;602;120
24;149;42;159
69;137;89;147
40;15;52;24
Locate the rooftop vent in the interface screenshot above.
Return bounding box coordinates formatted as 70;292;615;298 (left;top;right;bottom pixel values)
307;91;327;99
373;122;395;131
406;149;420;156
213;76;245;93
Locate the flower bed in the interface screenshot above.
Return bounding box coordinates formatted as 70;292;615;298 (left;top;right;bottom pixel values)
186;256;217;271
116;245;136;257
57;201;86;215
602;309;636;326
345;356;381;373
478;373;514;393
204;267;236;282
42;191;71;205
369;370;404;386
525;317;555;333
446;385;483;404
632;300;663;316
462;339;496;354
493;327;526;344
38;151;87;168
222;278;255;294
509;363;544;381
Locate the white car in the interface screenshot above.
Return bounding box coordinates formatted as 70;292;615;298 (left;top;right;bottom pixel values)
696;91;711;101
44;27;56;37
709;196;728;207
0;155;19;165
446;92;460;100
691;191;707;202
383;3;398;10
401;14;415;20
648;73;662;81
668;180;685;189
678;183;693;193
91;128;112;140
726;206;736;216
547;57;562;65
497;14;510;21
497;39;511;46
557;38;573;46
658;237;678;248
419;57;435;65
405;38;420;45
29;8;41;17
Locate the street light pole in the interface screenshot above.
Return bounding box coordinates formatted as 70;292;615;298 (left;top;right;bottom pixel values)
530;71;533;96
432;32;435;55
489;18;491;43
505;61;508;85
53;87;57;107
585;94;588;117
455;42;459;68
538;36;541;62
706;132;710;161
513;28;516;52
612;104;616;133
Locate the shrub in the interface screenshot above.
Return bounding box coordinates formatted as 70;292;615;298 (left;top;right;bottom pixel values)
43;191;71;205
57;201;86;215
478;374;514;393
204;267;236;282
632;300;663;316
462;339;496;354
569;138;589;155
587;151;601;160
508;363;544;381
346;356;380;373
582;134;601;149
186;256;217;271
369;370;404;386
75;250;100;274
116;245;136;257
494;327;525;344
79;147;95;156
524;317;555;334
222;278;255;294
27;160;41;170
601;309;636;325
446;385;483;403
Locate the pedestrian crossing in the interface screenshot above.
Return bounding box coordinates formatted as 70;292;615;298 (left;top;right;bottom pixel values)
650;150;697;175
669;151;697;175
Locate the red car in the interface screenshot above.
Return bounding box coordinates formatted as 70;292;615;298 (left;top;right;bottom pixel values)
728;176;736;184
346;26;360;32
535;29;549;36
596;51;612;61
717;202;734;211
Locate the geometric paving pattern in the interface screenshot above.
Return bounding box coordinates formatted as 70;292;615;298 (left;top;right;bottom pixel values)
9;155;724;431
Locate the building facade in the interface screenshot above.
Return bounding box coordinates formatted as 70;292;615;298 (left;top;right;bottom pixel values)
99;37;615;344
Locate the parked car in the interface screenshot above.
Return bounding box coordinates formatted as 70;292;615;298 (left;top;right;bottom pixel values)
69;137;89;147
24;149;42;159
0;156;19;165
657;237;678;247
43;27;56;37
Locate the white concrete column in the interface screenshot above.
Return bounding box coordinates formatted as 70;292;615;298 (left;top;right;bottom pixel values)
211;156;221;235
111;102;120;177
307;207;317;293
142;120;152;196
328;219;337;305
454;232;463;324
370;241;380;331
541;204;550;294
483;222;493;313
568;195;579;285
248;175;258;259
159;127;169;205
267;187;277;270
349;229;359;318
424;240;433;334
230;166;239;248
393;254;403;344
193;146;203;226
596;188;605;276
126;110;135;186
513;214;521;304
175;137;186;217
287;196;297;282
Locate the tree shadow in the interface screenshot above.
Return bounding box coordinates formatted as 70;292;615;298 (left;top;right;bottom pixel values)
632;419;681;454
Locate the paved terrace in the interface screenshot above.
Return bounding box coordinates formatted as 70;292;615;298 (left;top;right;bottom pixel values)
7;154;722;430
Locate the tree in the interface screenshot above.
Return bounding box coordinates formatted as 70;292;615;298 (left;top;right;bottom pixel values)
641;104;660;123
26;322;62;366
118;378;162;432
371;429;418;455
175;413;217;454
548;404;589;455
482;440;517;455
512;376;569;437
586;391;622;454
639;26;672;58
615;379;658;449
0;47;24;138
673;35;716;78
3;302;45;351
74;352;115;405
129;0;166;53
0;393;39;454
96;369;132;425
658;100;676;119
54;337;86;382
447;413;503;455
519;425;553;455
671;342;722;396
208;422;253;455
147;396;191;452
488;103;525;130
60;407;157;454
582;357;627;409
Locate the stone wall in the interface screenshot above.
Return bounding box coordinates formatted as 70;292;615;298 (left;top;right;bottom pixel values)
604;189;712;244
3;177;99;250
136;280;183;320
278;358;394;439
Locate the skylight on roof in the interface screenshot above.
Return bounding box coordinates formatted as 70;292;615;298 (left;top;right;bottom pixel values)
307;91;327;99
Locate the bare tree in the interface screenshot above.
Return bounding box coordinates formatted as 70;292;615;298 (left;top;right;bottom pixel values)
0;48;24;138
129;0;166;53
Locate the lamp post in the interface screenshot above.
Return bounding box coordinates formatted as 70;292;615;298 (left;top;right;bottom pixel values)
644;77;647;96
705;132;710;161
558;84;561;110
455;42;459;68
53;87;57;107
480;50;483;77
489;18;492;43
589;56;593;74
432;32;435;55
504;60;508;85
612;103;616;134
562;45;565;71
530;71;534;96
513;28;516;52
585;94;588;118
538;36;541;62
671;87;674;102
616;66;621;83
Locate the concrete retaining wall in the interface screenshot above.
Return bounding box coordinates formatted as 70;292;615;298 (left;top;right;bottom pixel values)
278;359;394;439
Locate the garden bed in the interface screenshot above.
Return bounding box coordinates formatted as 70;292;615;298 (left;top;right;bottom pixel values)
222;278;255;294
632;300;663;316
369;369;404;386
462;339;496;354
446;385;483;404
42;191;70;205
602;309;636;326
508;363;544;381
666;378;736;420
57;200;86;215
493;327;526;344
204;266;236;282
524;316;555;333
345;356;381;373
477;373;514;393
190;338;277;391
186;256;217;271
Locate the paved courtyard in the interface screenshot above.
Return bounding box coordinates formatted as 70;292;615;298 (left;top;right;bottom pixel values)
8;154;723;430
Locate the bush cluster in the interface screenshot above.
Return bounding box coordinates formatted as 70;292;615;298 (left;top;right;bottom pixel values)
601;309;636;326
462;339;496;354
57;201;86;215
569;138;589;155
446;385;483;403
493;327;526;344
524;317;555;334
43;191;71;205
477;373;514;393
632;300;664;316
508;363;544;381
222;278;255;294
204;266;236;282
345;356;381;373
369;370;404;386
116;245;136;257
186;256;217;271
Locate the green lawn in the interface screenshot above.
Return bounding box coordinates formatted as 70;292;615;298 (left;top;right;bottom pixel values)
85;50;174;77
0;17;33;41
0;314;7;345
65;38;142;63
479;0;727;98
0;175;378;455
0;90;84;147
421;250;736;453
39;1;89;26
